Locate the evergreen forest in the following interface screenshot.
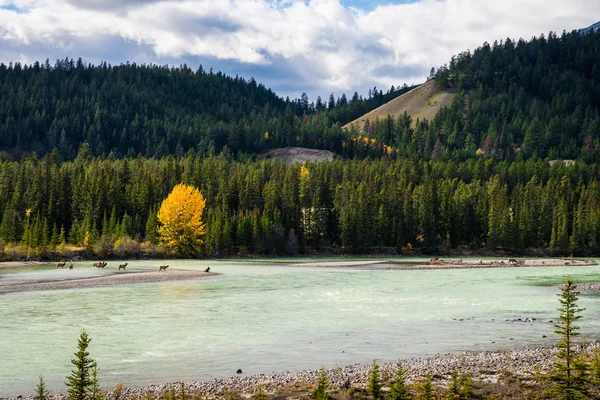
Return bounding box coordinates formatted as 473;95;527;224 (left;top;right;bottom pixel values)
2;28;600;258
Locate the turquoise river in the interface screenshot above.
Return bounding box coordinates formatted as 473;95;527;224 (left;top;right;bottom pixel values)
1;258;599;396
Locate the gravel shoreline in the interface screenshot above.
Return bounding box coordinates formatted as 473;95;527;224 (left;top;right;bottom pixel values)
282;258;598;270
0;270;216;294
9;345;598;400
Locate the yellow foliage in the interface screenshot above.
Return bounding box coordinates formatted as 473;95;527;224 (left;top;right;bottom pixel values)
476;148;484;156
25;208;32;218
264;131;270;140
300;165;310;179
83;231;90;247
157;183;207;255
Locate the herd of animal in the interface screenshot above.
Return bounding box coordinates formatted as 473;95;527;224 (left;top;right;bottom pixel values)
55;261;179;272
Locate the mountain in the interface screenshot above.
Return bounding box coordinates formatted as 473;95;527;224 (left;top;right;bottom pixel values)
342;80;455;131
342;28;600;163
580;21;600;35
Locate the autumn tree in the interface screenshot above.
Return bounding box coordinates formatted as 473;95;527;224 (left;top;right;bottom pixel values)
157;184;207;256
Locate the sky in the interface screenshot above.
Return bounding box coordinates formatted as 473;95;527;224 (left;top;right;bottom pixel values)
0;0;599;101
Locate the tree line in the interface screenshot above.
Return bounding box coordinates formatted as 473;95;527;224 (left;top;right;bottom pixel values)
0;58;410;161
1;152;599;259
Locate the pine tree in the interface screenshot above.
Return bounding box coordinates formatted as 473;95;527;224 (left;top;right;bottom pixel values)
312;368;328;400
546;280;590;399
367;360;382;400
35;374;50;400
88;361;104;400
388;361;412;400
65;330;95;400
446;369;460;399
416;373;435;400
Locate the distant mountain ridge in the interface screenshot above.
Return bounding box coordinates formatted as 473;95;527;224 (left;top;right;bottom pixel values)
580;21;600;34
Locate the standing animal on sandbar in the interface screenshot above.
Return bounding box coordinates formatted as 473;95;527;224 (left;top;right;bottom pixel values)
68;262;73;270
56;261;66;268
93;262;107;268
204;267;211;273
159;265;169;272
118;263;128;271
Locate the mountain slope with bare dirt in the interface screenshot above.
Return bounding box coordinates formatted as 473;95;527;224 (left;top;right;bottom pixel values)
343;80;455;130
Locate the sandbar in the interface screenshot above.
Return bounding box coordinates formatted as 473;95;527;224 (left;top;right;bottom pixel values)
0;270;215;294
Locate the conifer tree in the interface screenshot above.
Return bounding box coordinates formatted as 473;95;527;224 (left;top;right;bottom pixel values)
416;374;435;400
446;369;460;399
65;330;95;400
547;280;589;399
313;368;329;400
388;361;412;400
367;360;382;400
35;374;50;400
88;361;104;400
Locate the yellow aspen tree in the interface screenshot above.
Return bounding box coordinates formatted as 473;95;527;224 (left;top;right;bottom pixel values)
157;184;207;255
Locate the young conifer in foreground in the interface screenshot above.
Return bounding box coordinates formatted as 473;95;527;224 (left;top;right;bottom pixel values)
546;279;590;399
388;360;412;400
416;373;435;400
313;368;329;400
35;374;50;400
65;330;95;400
367;360;382;400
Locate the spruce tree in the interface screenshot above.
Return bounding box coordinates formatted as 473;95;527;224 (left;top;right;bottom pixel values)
88;361;104;400
35;374;50;400
388;361;412;400
416;374;435;400
366;360;382;400
312;368;328;400
547;280;590;399
446;369;460;399
65;330;95;400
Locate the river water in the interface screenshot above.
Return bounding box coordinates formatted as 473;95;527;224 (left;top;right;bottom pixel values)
1;258;599;396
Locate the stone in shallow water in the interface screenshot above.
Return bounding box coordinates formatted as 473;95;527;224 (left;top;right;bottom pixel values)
237;369;243;374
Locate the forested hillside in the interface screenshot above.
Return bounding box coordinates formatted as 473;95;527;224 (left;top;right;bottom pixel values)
2;28;600;258
0;59;410;160
353;28;600;163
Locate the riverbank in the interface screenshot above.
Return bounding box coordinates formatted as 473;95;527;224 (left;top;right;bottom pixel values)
9;344;598;400
282;257;598;269
0;270;216;294
0;261;46;268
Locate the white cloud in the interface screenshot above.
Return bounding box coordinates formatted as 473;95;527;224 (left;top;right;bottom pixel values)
0;0;599;98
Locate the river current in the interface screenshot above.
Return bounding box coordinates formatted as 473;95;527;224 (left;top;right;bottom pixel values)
1;258;599;396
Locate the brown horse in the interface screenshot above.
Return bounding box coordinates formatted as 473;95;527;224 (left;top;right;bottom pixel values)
118;263;128;271
159;265;169;272
56;261;66;268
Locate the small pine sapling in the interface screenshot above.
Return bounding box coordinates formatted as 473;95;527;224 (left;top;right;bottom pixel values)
35;374;50;400
313;368;329;400
367;360;382;400
388;361;412;400
417;374;435;400
89;361;105;400
446;369;460;399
